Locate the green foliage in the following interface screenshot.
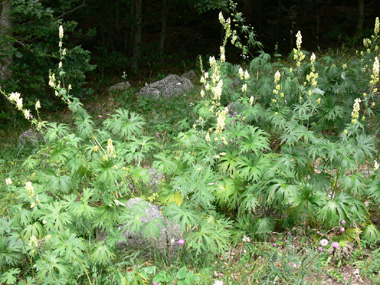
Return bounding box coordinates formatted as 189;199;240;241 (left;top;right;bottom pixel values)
0;0;95;118
2;4;380;284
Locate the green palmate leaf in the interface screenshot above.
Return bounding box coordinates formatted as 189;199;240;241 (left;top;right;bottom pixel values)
252;217;275;239
67;156;88;177
21;222;44;240
94;205;127;230
362;224;380;243
177;130;200;148
74;112;94;139
43;122;71;143
281;121;317;145
225;121;249;141
258;179;296;210
236;154;268;181
163;203;200;232
352;134;376;162
94;160;124;187
48;142;75;164
219;149;241;176
40;202;72;231
238;126;269;154
103;109;145;139
91;242;115;265
241;103;265;123
367;179;380;203
289;183;326;221
186;166;218;209
38;171;72;194
63;133;83;148
239;188;259;215
214;178;240;210
187;215;231;255
22;155;39;171
141;217;165;239
67;188;96;220
0;235;23;268
35;252;68;280
1;268;20;284
52;229;86;263
341;227;362;243
319;193;367;227
339;174;366;196
152;153;178;176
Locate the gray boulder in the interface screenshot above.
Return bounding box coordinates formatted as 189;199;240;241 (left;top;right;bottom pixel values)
137;74;194;99
108;81;131;92
117;198;182;254
18;129;43;148
148;168;164;187
181;70;196;81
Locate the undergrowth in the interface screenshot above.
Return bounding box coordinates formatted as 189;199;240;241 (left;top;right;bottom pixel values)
1;2;380;284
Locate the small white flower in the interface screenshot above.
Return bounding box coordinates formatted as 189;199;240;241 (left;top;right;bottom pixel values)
16;98;23;110
310;53;316;64
35;100;41;109
9;92;21;102
242;236;251;243
238;67;244;80
59;25;64;39
218;12;225;24
296;31;302;50
5;178;12;185
24;109;31;120
213;280;224;285
274;71;281;83
375;160;379;171
319;239;329;247
244;70;250;80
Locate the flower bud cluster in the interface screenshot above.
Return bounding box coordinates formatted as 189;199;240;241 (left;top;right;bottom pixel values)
351;98;361;124
273;71;281;95
107;138;116;158
5;178;12;185
215;107;228;134
25;181;35;199
370;57;379;86
293;31;305;68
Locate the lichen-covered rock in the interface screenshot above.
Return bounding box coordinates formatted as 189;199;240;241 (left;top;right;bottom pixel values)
116;198;182;253
181;70;196;81
18;129;43;148
108;81;131;92
137;74;194;99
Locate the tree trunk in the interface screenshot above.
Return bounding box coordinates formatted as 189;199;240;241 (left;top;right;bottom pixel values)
0;0;13;81
132;0;142;71
159;0;170;61
357;0;364;31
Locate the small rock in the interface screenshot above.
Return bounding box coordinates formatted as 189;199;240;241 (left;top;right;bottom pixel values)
18;129;43;148
137;74;194;99
181;70;196;81
108;81;131;92
102;198;182;254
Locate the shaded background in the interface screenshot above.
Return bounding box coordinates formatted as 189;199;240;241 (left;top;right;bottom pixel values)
0;0;379;119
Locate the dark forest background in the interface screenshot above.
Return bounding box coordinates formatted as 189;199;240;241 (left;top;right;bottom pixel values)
0;0;379;118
